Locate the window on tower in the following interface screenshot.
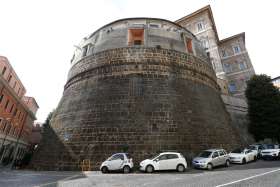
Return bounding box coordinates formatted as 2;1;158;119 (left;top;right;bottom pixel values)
185;38;193;54
128;28;144;46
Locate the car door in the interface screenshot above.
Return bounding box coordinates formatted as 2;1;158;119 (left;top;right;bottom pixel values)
157;154;169;170
218;150;227;166
247;150;254;161
211;152;220;167
166;154;179;170
108;154;124;170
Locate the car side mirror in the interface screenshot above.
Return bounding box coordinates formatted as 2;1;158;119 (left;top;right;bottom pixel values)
154;158;159;162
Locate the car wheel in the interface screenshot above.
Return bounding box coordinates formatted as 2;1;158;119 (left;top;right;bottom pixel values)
123;166;130;174
146;165;154;173
177;164;185;172
207;163;213;171
225;160;230;167
101;166;108;173
242;158;246;164
254;156;257;161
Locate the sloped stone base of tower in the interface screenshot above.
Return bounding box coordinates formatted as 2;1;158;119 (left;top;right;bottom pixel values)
30;48;244;171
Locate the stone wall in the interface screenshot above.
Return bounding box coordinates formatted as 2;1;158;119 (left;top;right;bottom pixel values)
221;94;254;144
30;47;243;170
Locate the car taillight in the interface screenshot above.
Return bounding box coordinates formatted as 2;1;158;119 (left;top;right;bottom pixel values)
129;158;133;163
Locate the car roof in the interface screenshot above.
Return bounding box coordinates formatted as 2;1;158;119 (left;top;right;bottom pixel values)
159;152;180;155
204;149;225;152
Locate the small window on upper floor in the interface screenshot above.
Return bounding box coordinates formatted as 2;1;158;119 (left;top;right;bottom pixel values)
233;45;241;54
149;24;159;28
229;82;237;93
224;63;232;73
185;38;193;54
237;61;246;70
0;94;3;104
202;39;209;49
8;75;12;83
197;21;204;32
221;50;227;57
4;100;9;109
128;28;144;46
13;81;17;89
10;104;14;113
82;45;89;57
2;66;7;75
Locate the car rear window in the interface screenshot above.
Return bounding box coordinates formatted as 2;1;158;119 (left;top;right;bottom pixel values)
125;153;132;159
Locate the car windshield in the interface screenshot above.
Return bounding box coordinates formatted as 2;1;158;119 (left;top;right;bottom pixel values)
231;148;244;153
198;151;212;158
265;144;276;149
249;146;257;150
150;154;160;160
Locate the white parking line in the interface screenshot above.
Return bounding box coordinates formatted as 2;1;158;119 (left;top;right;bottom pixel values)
215;168;280;187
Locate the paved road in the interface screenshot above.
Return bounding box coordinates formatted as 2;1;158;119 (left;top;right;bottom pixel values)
0;160;280;187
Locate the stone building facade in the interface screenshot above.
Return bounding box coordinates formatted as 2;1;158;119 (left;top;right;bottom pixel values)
0;56;39;165
30;18;243;170
176;5;255;98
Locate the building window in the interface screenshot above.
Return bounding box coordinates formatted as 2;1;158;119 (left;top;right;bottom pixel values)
149;24;159;28
229;83;237;93
13;108;17;116
0;94;3;104
221;50;227;57
233;45;241;54
201;39;209;49
13;81;17;89
128;28;144;46
2;66;7;75
5;100;9;109
223;63;232;73
238;61;246;70
18;88;21;95
82;45;89;57
10;104;14;113
197;21;204;32
8;75;12;83
185;38;193;54
210;58;216;70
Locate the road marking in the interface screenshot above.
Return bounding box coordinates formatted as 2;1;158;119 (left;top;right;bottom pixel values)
215;168;280;187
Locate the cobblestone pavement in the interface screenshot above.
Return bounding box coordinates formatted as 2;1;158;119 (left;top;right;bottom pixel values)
0;160;280;187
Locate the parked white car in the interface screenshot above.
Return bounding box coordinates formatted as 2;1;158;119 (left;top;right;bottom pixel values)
139;152;187;173
192;149;230;170
248;144;265;159
229;148;257;164
100;153;133;173
261;144;280;160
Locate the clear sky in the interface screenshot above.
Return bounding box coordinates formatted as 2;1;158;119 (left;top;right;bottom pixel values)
0;0;279;122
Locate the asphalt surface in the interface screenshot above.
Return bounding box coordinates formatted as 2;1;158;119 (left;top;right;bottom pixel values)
0;160;280;187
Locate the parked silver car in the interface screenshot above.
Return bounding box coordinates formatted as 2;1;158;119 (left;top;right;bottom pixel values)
192;149;230;170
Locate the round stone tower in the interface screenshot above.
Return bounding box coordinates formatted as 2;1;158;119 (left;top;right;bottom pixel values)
32;18;242;170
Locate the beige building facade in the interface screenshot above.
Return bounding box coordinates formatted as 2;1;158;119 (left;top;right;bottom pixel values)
176;5;255;98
